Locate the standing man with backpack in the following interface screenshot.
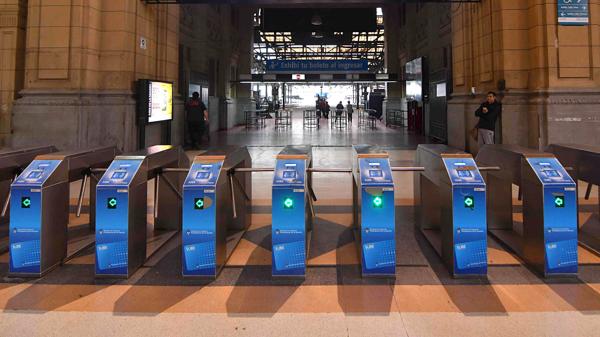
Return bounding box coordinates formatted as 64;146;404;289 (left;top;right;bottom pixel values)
185;92;208;149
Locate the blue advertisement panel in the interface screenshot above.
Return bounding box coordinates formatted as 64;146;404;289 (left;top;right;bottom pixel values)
527;157;578;274
359;158;395;276
9;160;61;274
443;157;487;276
272;159;307;276
182;161;222;277
95;159;143;276
266;60;368;73
558;0;589;26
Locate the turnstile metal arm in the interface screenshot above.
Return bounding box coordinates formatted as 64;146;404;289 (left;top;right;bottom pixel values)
391;167;426;172
585;183;593;200
232;167;275;173
159;172;183;200
478;166;501;172
76;172;89;217
228;172;238;219
307;168;353;173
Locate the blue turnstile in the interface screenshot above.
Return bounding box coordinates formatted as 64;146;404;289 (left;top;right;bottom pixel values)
415;145;488;277
477;145;577;277
182;147;252;278
95;145;188;278
271;146;313;277
8;147;119;277
9;159;65;276
352;145;395;277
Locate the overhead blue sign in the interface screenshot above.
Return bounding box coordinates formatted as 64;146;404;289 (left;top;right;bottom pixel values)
558;0;589;26
266;60;368;73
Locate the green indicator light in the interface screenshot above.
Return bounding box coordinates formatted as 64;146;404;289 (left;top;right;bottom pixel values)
464;196;474;209
107;197;117;209
194;197;205;210
283;197;294;209
373;196;383;208
554;196;565;208
21;197;31;208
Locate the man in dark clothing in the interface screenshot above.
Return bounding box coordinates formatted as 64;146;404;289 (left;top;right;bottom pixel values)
336;101;344;117
186;92;208;149
346;101;354;123
475;91;501;145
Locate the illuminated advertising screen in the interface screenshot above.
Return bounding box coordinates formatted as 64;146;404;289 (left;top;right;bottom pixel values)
148;81;173;123
405;57;424;102
137;79;173;124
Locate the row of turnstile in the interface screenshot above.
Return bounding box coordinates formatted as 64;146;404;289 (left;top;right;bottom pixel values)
0;143;599;280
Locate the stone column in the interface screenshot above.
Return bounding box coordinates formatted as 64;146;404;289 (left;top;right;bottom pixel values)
383;5;403;120
0;0;27;146
10;0;180;151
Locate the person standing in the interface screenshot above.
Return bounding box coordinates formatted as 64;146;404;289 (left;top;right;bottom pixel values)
185;92;208;149
346;101;354;123
475;91;501;145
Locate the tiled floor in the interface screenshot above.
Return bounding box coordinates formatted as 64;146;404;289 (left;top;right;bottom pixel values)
1;117;600;336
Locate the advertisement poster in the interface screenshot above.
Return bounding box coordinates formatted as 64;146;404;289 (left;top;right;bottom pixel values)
148;81;173;123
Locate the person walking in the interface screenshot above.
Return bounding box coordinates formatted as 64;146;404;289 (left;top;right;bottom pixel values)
346;101;354;123
185;92;208;149
475;91;501;145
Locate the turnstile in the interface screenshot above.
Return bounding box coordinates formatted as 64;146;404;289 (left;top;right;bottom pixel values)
181;146;252;278
271;146;314;277
8;147;119;277
0;146;58;252
548;144;600;254
95;145;188;278
352;145;396;277
476;145;578;277
415;145;487;277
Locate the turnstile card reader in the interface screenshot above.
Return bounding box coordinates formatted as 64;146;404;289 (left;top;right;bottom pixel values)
442;156;487;276
476;145;577;277
415;145;487;277
96;159;145;277
524;157;578;275
352;145;395;277
182;147;252;278
182;159;223;277
272;146;312;277
10;159;66;276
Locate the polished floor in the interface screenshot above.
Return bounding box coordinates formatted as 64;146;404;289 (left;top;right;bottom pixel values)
1;119;600;336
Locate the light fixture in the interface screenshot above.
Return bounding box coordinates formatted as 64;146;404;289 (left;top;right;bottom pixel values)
311;14;323;26
312;31;324;39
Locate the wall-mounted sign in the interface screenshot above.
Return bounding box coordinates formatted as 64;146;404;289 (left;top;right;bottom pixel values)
266;60;368;74
140;37;147;49
291;74;305;80
558;0;589;26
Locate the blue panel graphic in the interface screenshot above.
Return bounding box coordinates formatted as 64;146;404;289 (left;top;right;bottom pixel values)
359;157;395;276
9;159;61;274
183;241;216;272
182;161;222;277
95;159;143;276
273;241;306;272
362;240;395;270
272;159;307;277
